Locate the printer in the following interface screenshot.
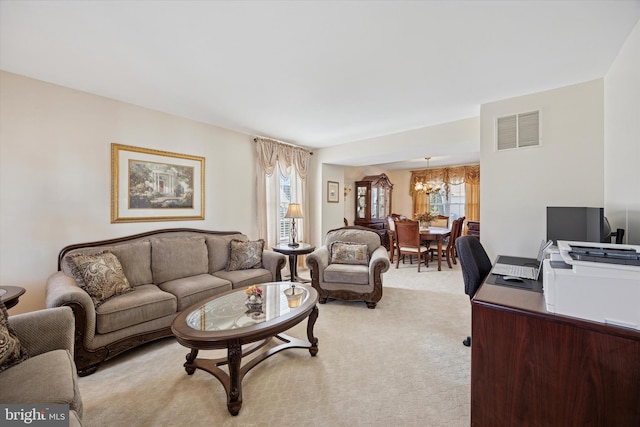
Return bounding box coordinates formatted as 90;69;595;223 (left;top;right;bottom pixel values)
543;240;640;330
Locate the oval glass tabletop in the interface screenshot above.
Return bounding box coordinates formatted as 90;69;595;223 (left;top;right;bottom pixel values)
185;282;310;332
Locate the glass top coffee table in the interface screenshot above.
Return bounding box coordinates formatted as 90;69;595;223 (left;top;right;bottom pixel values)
171;282;319;416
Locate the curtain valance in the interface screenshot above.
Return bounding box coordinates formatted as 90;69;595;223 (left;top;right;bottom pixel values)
409;164;480;196
254;137;311;179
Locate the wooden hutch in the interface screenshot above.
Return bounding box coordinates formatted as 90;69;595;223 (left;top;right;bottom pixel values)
354;173;393;248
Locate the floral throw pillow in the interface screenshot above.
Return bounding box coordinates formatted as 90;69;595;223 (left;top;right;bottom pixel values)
330;241;369;265
68;251;133;307
0;300;29;373
226;239;265;271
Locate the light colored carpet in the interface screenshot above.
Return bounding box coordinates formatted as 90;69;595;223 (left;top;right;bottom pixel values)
79;260;471;427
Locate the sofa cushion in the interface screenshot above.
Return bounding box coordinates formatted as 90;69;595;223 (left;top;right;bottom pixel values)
0;301;29;373
151;236;209;284
330;242;369;265
67;251;134;307
205;234;247;273
323;263;369;285
0;349;82;415
95;284;177;334
213;268;273;289
109;240;153;286
159;274;232;311
226;239;264;271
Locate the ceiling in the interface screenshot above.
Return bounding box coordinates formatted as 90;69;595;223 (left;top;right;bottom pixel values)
1;1;639;169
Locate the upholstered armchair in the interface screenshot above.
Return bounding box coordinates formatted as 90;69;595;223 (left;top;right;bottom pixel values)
306;226;390;309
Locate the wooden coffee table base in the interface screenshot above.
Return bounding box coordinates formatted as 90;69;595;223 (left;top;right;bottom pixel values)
182;305;319;416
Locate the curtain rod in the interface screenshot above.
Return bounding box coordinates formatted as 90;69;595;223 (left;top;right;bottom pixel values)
253;137;313;155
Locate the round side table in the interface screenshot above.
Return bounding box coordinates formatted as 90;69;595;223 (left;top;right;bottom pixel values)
272;243;316;282
0;285;26;309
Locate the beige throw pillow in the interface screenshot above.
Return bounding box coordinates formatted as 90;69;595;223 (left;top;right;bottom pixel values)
330;241;369;265
68;251;133;307
0;301;29;372
226;239;265;271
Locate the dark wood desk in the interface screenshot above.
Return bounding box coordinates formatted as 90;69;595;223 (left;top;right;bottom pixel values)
0;286;26;309
419;227;450;271
272;243;315;282
471;275;640;426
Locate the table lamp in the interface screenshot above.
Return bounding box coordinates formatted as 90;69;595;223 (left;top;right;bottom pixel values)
285;203;303;247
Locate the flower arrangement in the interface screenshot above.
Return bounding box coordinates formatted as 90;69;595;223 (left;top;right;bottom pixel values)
244;285;263;303
416;211;438;223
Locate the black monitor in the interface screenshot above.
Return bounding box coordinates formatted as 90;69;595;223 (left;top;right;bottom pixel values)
546;207;606;244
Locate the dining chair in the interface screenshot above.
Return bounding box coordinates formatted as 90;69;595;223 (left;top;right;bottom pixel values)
386;215;398;264
455;235;492;347
394;219;429;272
430;216;465;266
431;215;450;228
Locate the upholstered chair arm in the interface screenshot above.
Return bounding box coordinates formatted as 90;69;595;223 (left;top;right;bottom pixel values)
8;306;75;357
306;246;330;271
46;271;97;345
262;250;287;281
369;246;391;279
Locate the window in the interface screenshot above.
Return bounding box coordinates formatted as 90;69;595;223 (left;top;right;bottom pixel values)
429;183;465;222
279;174;291;242
268;168;303;245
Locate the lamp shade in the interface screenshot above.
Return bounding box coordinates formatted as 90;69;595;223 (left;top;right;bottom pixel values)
285;203;304;219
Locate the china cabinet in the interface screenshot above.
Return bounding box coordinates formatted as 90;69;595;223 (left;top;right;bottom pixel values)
354;174;393;247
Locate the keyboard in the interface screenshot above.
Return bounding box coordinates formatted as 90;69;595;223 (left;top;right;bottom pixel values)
502;265;531;277
491;264;536;279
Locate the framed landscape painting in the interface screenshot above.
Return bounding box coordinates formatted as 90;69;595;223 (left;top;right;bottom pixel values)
111;143;205;223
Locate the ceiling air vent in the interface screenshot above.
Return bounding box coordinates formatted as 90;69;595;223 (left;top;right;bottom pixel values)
496;110;540;150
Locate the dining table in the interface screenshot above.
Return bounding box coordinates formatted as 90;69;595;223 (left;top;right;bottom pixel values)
419;226;451;271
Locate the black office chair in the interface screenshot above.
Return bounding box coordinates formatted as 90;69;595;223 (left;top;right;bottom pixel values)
455;236;492;347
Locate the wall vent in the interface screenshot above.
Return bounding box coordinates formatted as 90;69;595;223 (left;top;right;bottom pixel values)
496;110;540;150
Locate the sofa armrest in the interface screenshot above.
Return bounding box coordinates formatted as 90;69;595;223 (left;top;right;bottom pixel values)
306;246;330;271
262;250;287;281
8;306;75;358
369;246;391;283
46;271;97;345
369;246;391;276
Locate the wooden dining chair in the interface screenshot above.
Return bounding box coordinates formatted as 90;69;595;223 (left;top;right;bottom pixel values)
431;215;450;228
386;215;398;264
430;216;464;268
394;219;429;272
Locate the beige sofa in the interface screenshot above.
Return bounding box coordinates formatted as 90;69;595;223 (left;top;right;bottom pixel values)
46;228;286;376
0;306;83;427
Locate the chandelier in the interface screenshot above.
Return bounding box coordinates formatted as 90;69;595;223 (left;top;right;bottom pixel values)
414;157;441;194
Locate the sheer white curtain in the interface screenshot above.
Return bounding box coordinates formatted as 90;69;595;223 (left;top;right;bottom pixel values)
255;137;310;249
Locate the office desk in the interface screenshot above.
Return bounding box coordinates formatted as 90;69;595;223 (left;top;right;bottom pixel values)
419;227;450;271
471;273;640;426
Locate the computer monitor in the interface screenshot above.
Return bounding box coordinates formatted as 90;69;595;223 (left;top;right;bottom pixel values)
546;207;605;244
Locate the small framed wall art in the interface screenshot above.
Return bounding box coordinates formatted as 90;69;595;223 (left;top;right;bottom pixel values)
327;181;339;203
111;143;205;223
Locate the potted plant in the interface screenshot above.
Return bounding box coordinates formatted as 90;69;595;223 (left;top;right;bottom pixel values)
416;211;438;228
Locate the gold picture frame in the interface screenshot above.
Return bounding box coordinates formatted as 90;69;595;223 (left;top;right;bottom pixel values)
111;143;205;223
327;181;339;203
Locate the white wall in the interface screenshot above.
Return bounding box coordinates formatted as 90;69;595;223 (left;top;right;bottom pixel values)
317;117;480;167
605;19;640;244
0;71;257;313
311;117;480;244
480;79;605;260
